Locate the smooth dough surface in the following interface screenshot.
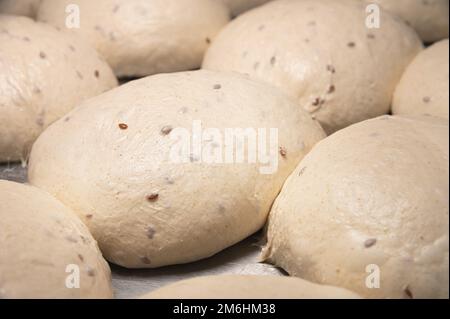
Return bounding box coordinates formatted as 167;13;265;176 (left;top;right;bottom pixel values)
0;15;117;162
393;39;449;119
364;0;449;43
262;115;449;299
0;0;40;18
37;0;230;77
28;70;326;269
0;180;113;299
203;0;423;133
218;0;272;16
141;275;361;299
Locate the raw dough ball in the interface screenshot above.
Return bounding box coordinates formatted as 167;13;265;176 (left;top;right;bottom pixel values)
0;180;113;299
219;0;272;16
262;115;449;299
0;0;40;18
393;39;449;119
203;0;423;133
365;0;449;43
141;275;361;299
37;0;230;77
0;15;117;163
28;70;326;269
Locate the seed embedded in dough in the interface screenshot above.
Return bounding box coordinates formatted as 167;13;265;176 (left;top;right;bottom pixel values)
404;285;414;299
87;267;96;277
312;97;321;106
270;56;276;65
118;123;128;130
146;227;156;239
147;193;159;202
66;235;78;243
326;64;336;73
160;125;173;135
364;238;377;248
298;167;307;176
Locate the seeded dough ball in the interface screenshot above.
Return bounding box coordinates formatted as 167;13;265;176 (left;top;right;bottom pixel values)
37;0;230;78
0;0;40;18
219;0;272;16
0;15;117;163
393;39;449;119
203;0;423;133
141;275;361;299
262;115;449;299
0;180;113;299
28;70;326;269
365;0;449;43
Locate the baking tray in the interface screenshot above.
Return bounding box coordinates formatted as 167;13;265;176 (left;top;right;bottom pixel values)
0;163;284;299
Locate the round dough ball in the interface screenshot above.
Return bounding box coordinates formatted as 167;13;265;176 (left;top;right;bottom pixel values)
28;70;326;269
141;275;361;299
393;39;449;119
203;0;423;133
0;180;113;299
262;115;449;299
0;0;40;18
218;0;272;16
0;15;117;163
37;0;230;78
364;0;449;43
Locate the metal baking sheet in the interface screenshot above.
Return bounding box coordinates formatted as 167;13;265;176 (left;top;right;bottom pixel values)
0;163;284;299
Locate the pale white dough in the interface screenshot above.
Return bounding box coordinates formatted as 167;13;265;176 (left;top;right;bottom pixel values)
0;15;117;162
262;115;449;299
28;70;326;269
203;0;423;133
37;0;230;77
0;180;113;299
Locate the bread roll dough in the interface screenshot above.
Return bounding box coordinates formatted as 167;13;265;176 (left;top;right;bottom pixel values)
0;0;40;18
393;39;449;119
365;0;449;43
0;15;117;162
203;0;423;133
0;180;113;299
28;70;326;268
262;115;449;298
141;275;361;299
37;0;230;77
219;0;272;16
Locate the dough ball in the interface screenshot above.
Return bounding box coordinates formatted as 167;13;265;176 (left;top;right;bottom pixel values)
28;70;326;269
0;0;40;18
365;0;449;43
0;180;113;299
37;0;230;78
218;0;272;16
203;0;423;133
0;15;117;163
393;39;449;119
141;275;361;299
262;115;449;299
